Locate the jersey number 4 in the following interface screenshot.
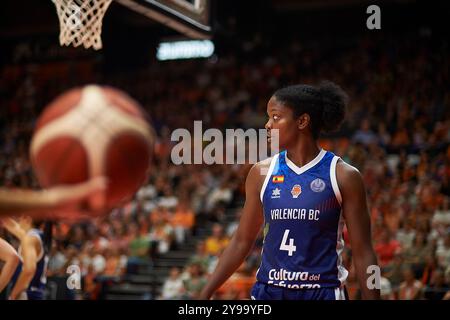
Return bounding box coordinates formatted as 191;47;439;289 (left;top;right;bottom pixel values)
280;229;296;256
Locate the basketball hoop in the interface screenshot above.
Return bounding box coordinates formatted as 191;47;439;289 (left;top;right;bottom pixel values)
52;0;112;50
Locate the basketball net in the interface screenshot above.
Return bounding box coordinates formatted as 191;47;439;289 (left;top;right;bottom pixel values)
52;0;112;50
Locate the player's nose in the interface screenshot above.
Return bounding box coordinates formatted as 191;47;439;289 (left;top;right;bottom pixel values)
265;119;272;131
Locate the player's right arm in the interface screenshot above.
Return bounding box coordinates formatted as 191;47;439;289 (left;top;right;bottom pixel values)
199;161;267;300
0;238;20;293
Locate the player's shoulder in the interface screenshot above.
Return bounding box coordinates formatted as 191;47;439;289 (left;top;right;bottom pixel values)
336;158;361;177
246;155;278;189
26;230;43;245
255;155;274;170
251;154;279;176
335;158;364;188
27;229;43;238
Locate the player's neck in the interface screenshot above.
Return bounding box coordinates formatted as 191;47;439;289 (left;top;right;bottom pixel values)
286;139;321;168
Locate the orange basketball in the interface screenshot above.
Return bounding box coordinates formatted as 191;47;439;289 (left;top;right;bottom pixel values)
30;85;154;209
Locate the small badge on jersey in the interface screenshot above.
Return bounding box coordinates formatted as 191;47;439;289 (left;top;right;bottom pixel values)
291;184;302;198
271;188;281;199
272;175;284;183
310;178;326;192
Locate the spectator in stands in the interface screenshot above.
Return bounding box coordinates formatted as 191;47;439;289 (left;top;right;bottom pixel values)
380;270;394;300
82;264;99;300
67;225;85;250
159;267;183;300
375;229;402;268
103;248;125;277
204;224;229;257
206;180;233;213
111;223;131;252
403;232;430;277
127;223;151;274
149;218;174;255
188;241;211;273
432;197;450;227
352;119;378;146
422;255;439;286
181;263;207;300
423;269;450;300
79;242;94;276
396;220;416;250
91;247;106;274
435;233;450;269
226;210;241;237
171;201;195;245
62;245;81;273
377;123;391;148
158;186;178;209
47;242;67;276
398;267;423;300
384;253;405;294
137;213;150;237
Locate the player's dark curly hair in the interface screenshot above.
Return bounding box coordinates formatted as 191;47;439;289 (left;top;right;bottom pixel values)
273;81;348;138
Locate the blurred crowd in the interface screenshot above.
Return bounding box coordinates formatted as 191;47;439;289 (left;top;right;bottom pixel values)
0;30;449;300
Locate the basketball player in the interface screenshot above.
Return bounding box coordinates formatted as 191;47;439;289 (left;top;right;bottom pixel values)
0;177;107;220
2;217;50;300
0;238;20;293
200;81;380;300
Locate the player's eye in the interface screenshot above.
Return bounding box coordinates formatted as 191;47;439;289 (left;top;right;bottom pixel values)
273;115;280;121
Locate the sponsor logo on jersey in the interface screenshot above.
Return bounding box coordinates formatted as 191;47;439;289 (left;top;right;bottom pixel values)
271;188;281;199
266;268;322;289
290;184;302;198
268;269;321;281
272;175;284;183
310;178;326;192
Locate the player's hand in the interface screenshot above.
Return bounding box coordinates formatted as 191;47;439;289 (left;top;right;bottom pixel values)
0;217;26;240
48;176;108;210
37;177;108;222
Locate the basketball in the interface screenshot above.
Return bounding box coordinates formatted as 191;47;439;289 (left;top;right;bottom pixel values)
30;85;154;209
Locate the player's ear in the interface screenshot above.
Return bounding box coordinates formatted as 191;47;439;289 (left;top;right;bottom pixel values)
297;113;310;130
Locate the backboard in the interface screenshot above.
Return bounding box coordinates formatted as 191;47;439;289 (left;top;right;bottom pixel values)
115;0;212;39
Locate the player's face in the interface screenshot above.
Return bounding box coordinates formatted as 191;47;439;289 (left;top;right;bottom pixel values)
265;96;299;150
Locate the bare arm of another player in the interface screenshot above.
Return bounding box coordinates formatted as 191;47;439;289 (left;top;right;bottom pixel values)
336;160;380;300
0;238;20;293
8;235;40;300
199;163;265;299
0;177;107;220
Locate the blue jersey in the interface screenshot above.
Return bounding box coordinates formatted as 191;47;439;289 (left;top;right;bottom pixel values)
10;229;48;300
257;149;348;290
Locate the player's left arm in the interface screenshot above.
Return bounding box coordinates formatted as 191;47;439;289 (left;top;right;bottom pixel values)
8;235;39;300
0;238;20;293
336;159;380;300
